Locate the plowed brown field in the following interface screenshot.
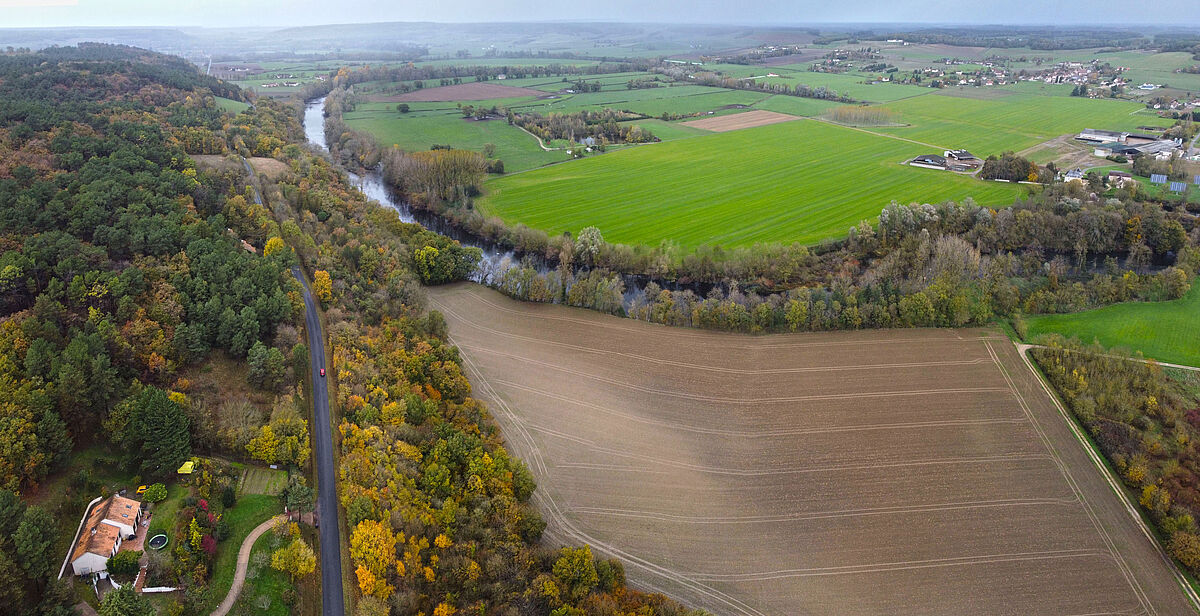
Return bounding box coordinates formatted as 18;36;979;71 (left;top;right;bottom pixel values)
429;283;1195;616
680;110;800;132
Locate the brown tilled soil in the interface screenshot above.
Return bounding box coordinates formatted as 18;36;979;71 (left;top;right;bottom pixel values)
373;82;545;102
680;110;801;133
429;283;1193;616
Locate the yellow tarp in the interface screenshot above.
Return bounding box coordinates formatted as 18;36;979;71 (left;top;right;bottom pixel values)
177;460;194;474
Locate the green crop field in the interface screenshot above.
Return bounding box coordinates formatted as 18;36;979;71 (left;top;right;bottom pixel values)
343;104;567;172
877;90;1172;154
214;96;250;114
478;118;1024;249
1026;283;1200;367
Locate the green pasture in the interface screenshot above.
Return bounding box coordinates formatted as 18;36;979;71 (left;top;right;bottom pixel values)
1026;283;1200;367
478;118;1024;249
214;96;250;114
877;91;1172;154
343;103;566;172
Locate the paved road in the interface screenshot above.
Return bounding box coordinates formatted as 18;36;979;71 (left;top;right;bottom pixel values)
210;515;284;616
292;267;345;616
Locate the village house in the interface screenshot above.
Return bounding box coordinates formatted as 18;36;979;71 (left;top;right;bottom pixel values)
69;495;144;578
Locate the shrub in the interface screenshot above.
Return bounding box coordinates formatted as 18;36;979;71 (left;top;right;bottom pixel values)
107;550;143;576
143;483;168;503
220;485;236;509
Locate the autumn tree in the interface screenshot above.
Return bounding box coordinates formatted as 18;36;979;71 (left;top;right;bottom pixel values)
350;519;399;599
272;537;316;580
552;546;599;603
312;270;333;304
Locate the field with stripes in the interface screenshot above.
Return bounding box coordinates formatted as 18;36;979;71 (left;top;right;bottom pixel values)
429;283;1194;616
478;117;1023;248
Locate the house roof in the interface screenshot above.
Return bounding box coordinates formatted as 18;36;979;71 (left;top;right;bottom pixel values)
71;495;140;562
1079;128;1127;138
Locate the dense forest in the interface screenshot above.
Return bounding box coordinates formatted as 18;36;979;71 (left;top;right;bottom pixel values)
0;44;324;613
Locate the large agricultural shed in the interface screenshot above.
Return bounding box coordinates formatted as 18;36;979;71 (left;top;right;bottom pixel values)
430;283;1195;616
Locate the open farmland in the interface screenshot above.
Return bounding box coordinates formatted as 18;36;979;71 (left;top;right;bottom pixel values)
877;90;1173;154
1025;284;1200;367
478;117;1023;249
681;109;800;132
429;283;1195;616
380;82;546;101
343;104;566;172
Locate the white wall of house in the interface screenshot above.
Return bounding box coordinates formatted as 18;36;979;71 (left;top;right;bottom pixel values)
71;552;108;577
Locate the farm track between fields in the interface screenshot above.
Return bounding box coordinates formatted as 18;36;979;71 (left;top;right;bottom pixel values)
429;283;1197;616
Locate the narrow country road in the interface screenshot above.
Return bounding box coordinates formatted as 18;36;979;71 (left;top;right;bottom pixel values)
292;267;345;616
210;515;283;616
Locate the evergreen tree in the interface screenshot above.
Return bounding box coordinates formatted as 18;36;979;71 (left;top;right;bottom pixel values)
126;387;190;477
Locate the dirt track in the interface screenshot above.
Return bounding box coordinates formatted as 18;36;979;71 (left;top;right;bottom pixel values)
429;283;1196;616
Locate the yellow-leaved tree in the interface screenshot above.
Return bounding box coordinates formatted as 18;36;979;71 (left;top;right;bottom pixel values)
313;270;333;304
264;236;287;256
350;520;399;599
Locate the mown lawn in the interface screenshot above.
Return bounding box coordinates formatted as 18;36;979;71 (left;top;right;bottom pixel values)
479;117;1024;249
1026;283;1200;367
200;494;281;612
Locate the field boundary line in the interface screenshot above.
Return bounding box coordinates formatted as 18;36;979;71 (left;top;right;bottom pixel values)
1017;343;1200;373
803;115;948;150
437;295;1005;379
1015;342;1200;613
984;340;1153;614
451;286;1007;348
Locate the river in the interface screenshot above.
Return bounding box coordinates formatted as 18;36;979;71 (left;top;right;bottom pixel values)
302;97;710;304
304;97;538;285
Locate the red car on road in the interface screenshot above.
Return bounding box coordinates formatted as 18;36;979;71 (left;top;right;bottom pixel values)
319;368;326;377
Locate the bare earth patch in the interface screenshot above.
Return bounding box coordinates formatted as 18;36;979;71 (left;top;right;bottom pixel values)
429;283;1194;616
680;109;801;132
247;157;291;181
373;82;545;102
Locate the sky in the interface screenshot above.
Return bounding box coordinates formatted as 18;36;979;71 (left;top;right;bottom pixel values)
1;0;1199;28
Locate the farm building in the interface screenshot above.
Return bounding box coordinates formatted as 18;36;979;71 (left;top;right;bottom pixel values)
910;154;947;169
1107;170;1135;187
1076;129;1129;144
1093;139;1180;159
69;495;144;577
943;149;982;169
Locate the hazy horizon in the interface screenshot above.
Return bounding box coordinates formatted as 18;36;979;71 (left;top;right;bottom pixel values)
3;0;1199;29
